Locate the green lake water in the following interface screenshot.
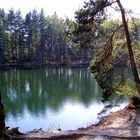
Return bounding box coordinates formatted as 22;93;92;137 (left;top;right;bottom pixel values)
0;68;128;132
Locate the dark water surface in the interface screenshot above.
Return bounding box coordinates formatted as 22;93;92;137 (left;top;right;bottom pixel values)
0;68;127;132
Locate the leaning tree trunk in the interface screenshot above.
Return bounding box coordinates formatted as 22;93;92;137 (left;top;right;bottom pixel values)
0;93;5;137
116;0;140;105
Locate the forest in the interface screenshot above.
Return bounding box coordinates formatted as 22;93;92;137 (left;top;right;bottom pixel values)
0;8;139;69
0;8;92;68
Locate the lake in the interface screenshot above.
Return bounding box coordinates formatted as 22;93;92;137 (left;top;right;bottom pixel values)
0;68;128;132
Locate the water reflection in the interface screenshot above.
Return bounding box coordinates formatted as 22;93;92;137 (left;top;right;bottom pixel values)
0;68;105;131
0;68;129;131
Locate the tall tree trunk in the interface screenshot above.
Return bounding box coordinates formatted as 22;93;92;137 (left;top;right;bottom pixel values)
116;0;140;104
0;93;5;137
116;0;140;83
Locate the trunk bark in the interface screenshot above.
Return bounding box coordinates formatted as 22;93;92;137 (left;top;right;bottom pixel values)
0;93;5;137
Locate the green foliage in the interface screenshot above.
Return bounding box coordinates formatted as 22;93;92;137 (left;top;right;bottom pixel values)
74;0;140;100
113;74;140;98
90;44;113;90
115;84;140;98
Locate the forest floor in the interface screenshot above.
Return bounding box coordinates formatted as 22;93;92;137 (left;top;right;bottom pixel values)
5;103;140;140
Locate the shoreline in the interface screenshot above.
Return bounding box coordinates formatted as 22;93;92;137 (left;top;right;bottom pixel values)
4;104;140;140
0;62;89;69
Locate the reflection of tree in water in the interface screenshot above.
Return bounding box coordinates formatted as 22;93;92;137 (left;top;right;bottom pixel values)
0;68;102;118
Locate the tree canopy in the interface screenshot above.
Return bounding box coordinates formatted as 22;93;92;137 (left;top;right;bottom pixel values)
74;0;140;101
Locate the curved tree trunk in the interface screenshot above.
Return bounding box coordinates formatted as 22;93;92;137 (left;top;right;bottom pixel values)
116;0;140;104
116;0;140;84
0;93;5;137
